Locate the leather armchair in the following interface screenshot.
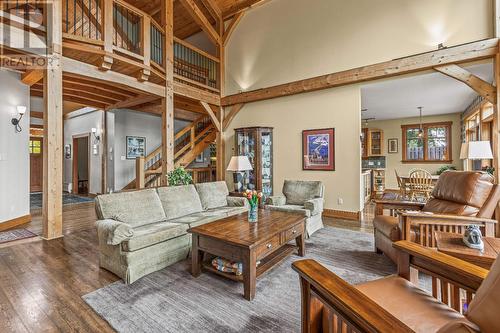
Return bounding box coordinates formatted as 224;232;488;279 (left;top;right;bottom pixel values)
293;241;500;333
373;171;499;262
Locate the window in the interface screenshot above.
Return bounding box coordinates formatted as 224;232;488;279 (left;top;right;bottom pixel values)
29;140;42;154
401;122;452;163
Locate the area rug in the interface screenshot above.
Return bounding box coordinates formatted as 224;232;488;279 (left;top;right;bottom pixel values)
83;227;396;333
0;228;38;244
30;192;94;209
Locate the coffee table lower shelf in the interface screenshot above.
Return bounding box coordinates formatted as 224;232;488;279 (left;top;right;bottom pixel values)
201;244;298;282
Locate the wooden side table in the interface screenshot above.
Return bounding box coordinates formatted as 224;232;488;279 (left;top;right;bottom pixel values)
435;232;500;269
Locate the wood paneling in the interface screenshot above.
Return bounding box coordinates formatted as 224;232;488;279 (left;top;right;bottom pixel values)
323;209;361;221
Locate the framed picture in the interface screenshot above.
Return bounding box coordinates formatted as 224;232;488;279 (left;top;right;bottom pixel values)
126;136;146;159
302;128;335;171
388;138;398;153
195;151;204;163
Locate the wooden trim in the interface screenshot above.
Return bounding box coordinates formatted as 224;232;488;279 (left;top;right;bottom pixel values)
322;209;360;221
21;69;44;86
434;64;496;104
222;38;499;106
200;0;222;21
223;103;245;130
200;101;221;132
0;214;31;231
401;121;452;163
62;33;104;46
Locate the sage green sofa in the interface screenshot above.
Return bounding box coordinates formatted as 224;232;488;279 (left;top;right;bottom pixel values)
95;181;248;284
266;180;325;237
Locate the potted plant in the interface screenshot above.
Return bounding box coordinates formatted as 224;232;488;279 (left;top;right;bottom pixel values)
245;189;262;223
167;167;193;186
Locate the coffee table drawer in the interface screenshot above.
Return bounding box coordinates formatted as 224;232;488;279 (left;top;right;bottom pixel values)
284;223;303;242
255;235;280;260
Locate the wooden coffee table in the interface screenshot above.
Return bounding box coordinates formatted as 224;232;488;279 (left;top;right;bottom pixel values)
188;209;306;301
435;231;500;269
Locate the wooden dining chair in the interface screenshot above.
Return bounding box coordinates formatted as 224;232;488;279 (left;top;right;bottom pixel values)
408;169;433;201
394;170;407;198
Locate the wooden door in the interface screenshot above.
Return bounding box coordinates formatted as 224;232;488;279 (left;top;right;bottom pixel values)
30;137;43;192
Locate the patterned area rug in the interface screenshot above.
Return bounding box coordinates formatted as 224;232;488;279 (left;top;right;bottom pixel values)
30;192;94;209
0;229;38;244
83;227;396;333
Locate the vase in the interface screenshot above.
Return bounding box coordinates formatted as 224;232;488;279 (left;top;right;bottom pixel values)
248;205;258;223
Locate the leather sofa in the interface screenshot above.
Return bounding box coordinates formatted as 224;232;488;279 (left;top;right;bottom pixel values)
266;180;325;237
95;181;248;284
374;171;500;263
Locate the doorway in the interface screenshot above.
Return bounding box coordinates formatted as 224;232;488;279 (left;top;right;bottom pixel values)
72;135;90;195
29;136;43;192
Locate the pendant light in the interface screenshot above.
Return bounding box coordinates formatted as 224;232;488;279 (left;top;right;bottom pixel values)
417;107;424;138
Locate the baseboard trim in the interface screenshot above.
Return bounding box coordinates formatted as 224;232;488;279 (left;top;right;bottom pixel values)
0;214;31;231
323;209;360;221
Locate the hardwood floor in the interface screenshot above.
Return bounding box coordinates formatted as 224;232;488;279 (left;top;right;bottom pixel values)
0;202;375;332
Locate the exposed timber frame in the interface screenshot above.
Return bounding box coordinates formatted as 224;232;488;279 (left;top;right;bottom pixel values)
222;38;499;106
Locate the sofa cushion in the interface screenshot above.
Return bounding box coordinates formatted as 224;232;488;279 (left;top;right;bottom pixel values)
267;204;311;217
121;222;188;252
195;181;229;209
207;206;247;217
356;276;465;332
157;185;203;220
169;213;218;228
95;189;166;227
283;180;323;205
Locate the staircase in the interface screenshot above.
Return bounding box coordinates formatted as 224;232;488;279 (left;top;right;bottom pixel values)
124;115;216;190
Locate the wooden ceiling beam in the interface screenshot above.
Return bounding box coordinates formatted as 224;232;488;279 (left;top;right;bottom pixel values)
106;95;161;110
200;0;222;22
21;69;44;86
174;80;221;105
222;103;244;130
31;111;44;119
434;64;497;104
62;75;139;98
222;38;499;106
222;11;244;46
222;0;270;19
178;0;221;45
200;101;221;131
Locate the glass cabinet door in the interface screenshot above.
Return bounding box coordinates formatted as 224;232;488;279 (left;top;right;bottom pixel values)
261;131;273;196
236;131;256;190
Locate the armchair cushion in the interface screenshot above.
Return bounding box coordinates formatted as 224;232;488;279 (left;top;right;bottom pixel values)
356;275;466;333
304;198;324;216
267;195;286;206
96;219;134;246
195;181;229;210
437;319;480;333
266;204;311;217
283;180;324;205
466;256;500;333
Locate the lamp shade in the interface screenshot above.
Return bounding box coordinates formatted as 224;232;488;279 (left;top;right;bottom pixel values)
460;141;493;160
226;156;253;171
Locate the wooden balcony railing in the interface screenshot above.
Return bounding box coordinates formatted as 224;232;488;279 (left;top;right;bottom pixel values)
186;167;216;184
63;0;102;41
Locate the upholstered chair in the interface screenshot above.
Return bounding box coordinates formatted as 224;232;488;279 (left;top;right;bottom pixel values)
374;171;499;263
266;180;325;237
293;241;500;333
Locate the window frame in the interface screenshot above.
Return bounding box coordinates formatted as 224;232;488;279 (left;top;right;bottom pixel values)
401;121;452;163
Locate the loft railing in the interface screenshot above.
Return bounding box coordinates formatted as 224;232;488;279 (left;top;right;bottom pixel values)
2;0;45;27
150;20;164;67
113;1;141;55
63;0;102;41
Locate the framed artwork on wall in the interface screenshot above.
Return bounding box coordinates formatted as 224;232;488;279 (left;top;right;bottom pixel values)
388;138;398;153
302;128;335;171
195;151;204;163
126;136;146;159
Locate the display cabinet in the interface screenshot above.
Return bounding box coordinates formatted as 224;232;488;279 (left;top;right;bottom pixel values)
234;127;274;197
367;129;384;156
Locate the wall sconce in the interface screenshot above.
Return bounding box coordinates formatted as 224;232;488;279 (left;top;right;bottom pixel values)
91;127;101;143
11;105;27;132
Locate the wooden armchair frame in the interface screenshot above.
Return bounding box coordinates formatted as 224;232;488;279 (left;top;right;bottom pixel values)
292;241;489;333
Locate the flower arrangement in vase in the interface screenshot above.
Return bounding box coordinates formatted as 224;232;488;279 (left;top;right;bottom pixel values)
245;189;262;223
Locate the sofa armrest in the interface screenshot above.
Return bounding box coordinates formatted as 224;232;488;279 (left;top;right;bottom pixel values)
226;196;250;208
96;219;134;246
266;195;286;206
304;197;324;215
374;199;425;216
292;259;413;333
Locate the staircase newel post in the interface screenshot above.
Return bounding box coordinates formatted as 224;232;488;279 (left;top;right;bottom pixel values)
136;156;145;189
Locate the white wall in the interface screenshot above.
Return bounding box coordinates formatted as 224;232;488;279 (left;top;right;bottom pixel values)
224;0;492;213
0;70;30;223
64;109;104;194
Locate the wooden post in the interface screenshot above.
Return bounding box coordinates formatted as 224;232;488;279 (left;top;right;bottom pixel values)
495;48;500;236
42;0;63;240
216;11;225;181
138;15;151;81
136;156;145;189
161;0;174;185
101;0;114;70
101;110;108;193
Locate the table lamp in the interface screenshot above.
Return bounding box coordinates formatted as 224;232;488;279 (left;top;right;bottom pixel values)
226;156;253;192
460;141;493;160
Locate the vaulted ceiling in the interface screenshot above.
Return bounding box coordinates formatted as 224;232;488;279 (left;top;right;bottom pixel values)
125;0;267;39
